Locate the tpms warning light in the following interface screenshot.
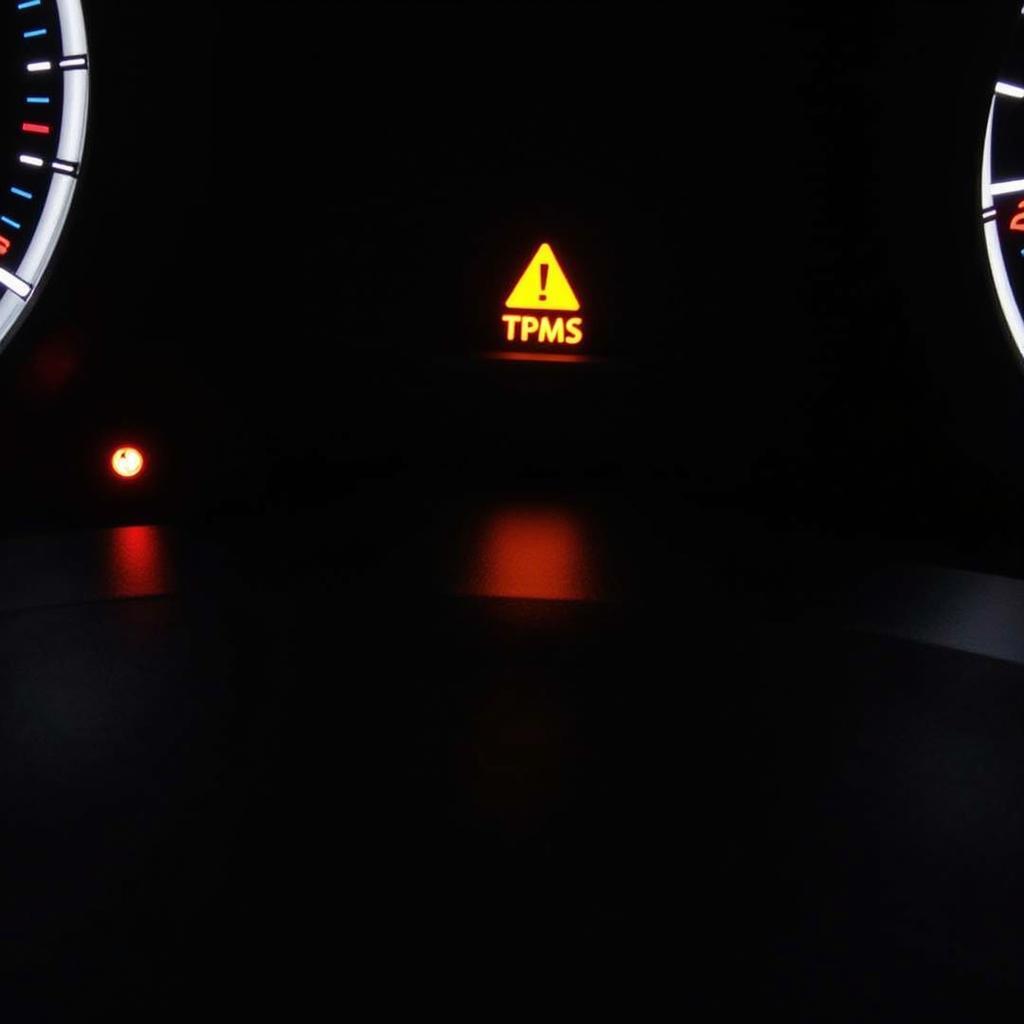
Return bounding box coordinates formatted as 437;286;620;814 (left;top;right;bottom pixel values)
501;243;584;347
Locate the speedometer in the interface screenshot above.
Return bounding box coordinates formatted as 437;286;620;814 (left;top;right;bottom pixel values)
0;0;88;354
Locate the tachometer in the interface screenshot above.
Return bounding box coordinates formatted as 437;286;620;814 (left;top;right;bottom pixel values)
0;0;88;354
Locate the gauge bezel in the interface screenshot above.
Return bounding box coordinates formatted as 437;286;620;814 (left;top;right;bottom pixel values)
0;0;89;355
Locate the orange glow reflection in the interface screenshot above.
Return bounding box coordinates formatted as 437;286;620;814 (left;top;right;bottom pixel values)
106;526;172;599
483;351;594;365
465;507;599;601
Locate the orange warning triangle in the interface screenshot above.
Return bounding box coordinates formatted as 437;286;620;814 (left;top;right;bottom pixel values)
505;243;580;312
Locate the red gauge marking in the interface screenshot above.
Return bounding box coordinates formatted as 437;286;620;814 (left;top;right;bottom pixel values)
1010;200;1024;232
21;123;51;135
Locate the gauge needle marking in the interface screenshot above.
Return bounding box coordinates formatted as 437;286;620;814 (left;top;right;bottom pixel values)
0;266;33;300
991;178;1024;196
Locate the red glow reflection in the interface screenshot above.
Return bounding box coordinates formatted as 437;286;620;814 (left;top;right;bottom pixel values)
106;526;172;599
20;330;81;397
466;507;599;601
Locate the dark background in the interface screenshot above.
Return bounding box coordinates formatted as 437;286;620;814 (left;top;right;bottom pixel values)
10;6;1024;1016
1;0;1023;565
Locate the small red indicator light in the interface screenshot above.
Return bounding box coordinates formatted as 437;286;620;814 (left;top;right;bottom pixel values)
0;235;10;256
111;446;145;479
21;122;51;135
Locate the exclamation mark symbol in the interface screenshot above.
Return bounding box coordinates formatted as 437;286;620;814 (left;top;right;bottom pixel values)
539;263;549;302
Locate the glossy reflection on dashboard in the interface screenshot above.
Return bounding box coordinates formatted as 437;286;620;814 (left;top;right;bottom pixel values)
461;505;601;602
105;525;173;600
